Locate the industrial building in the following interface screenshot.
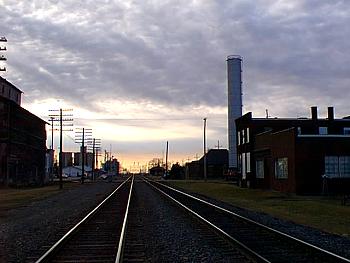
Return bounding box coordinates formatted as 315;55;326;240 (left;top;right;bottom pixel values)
62;152;73;167
103;158;120;176
235;106;350;194
74;150;94;168
0;77;47;186
45;149;55;183
185;149;229;179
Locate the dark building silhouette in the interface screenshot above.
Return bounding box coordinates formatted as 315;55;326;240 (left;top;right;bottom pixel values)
167;162;185;179
74;150;94;168
235;107;350;194
103;158;120;175
0;76;21;105
185;149;229;179
62;152;73;167
0;77;46;186
149;165;165;177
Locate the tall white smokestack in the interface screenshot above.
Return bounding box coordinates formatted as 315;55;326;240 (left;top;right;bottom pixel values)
227;55;242;168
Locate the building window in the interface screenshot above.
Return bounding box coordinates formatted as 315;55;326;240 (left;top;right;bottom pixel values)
237;131;241;145
325;156;338;178
275;157;288;179
246;152;251;173
319;127;328;135
344;127;350;135
339;156;350;177
256;159;264;178
242;153;246;179
246;127;250;143
242;129;245;144
325;156;350;178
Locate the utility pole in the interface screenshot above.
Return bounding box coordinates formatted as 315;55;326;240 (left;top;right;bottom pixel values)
82;128;85;184
1;36;8;185
60;109;63;188
92;138;95;180
49;117;54;149
216;140;222;149
203;117;207;182
75;128;92;184
87;138;101;181
49;109;73;189
95;148;99;169
165;141;169;178
0;36;7;73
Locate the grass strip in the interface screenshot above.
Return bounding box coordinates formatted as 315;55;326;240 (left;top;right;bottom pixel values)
166;180;350;237
0;182;79;215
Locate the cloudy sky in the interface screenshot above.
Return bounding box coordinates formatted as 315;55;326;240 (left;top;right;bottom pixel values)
1;0;350;169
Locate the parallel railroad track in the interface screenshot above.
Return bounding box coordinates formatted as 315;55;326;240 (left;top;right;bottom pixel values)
145;178;350;263
35;176;134;263
124;176;256;262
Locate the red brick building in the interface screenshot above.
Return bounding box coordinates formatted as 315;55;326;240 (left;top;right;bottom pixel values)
236;107;350;194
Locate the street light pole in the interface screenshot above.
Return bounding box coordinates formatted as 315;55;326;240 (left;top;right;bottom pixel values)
203;117;207;182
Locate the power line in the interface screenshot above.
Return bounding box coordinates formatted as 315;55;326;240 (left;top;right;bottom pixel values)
49;108;74;190
71;117;226;121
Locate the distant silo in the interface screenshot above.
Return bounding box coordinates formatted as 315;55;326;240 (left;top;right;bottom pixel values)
227;55;242;169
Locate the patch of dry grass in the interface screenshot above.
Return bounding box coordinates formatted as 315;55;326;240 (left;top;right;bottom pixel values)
167;180;350;237
0;182;79;216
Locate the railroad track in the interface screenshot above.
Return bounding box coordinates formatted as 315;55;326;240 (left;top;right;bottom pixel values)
123;176;256;262
35;176;134;263
145;178;350;263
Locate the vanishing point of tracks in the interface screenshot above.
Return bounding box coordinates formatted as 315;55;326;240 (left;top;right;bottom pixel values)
34;176;350;263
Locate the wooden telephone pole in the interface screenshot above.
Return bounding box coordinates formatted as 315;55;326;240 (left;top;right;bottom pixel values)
203;118;207;182
165;141;169;178
49;109;73;189
75;128;92;184
87;138;101;181
0;36;7;73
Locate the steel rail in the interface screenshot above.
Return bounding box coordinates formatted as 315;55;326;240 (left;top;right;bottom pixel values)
115;175;134;263
147;178;350;263
144;178;270;263
35;176;132;263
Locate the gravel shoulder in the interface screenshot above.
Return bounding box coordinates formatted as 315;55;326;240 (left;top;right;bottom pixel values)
0;180;122;263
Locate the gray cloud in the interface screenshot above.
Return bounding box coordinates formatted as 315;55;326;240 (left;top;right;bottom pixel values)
1;0;350;163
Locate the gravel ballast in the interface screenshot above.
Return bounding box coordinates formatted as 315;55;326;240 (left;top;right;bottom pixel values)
0;180;121;262
125;181;253;262
1;178;349;262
